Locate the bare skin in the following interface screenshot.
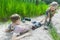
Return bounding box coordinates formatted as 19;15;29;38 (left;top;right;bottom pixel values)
5;19;20;33
45;6;56;24
12;30;31;40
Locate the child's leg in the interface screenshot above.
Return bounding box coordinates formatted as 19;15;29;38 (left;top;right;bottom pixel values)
47;18;52;29
47;18;51;26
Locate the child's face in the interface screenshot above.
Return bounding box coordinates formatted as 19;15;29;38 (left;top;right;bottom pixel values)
50;6;56;11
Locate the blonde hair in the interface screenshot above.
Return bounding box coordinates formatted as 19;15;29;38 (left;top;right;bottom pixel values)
50;1;59;9
10;14;20;22
50;1;58;6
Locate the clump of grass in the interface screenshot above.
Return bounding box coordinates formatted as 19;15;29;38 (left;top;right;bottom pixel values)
0;0;48;21
48;23;60;40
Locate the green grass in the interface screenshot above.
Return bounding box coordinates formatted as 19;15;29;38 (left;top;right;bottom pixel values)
0;0;48;21
48;23;60;40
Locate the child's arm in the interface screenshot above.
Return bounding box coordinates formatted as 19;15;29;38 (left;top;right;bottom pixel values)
5;24;12;32
52;11;56;17
11;30;31;40
12;33;18;40
5;29;11;32
40;18;45;22
16;31;31;40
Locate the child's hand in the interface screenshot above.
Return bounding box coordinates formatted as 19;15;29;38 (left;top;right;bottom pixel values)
5;29;12;32
4;29;9;32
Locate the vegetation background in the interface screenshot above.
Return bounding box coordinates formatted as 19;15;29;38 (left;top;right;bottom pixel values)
0;0;60;40
0;0;60;21
0;0;48;21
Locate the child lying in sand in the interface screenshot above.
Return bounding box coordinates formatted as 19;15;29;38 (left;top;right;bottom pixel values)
5;14;22;32
5;14;32;40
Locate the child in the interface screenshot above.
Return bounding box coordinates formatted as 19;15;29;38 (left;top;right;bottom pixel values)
4;14;21;40
5;14;20;32
6;14;32;40
44;1;59;29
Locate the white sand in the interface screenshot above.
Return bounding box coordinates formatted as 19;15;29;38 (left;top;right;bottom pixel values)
0;9;60;40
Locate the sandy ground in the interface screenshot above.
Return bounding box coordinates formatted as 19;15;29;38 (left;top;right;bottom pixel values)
0;17;52;40
0;9;60;40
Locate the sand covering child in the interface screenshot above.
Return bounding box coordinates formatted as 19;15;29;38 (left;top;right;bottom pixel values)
5;14;32;40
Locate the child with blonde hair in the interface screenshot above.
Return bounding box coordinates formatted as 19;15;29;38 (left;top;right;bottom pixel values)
44;1;59;29
5;14;32;40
